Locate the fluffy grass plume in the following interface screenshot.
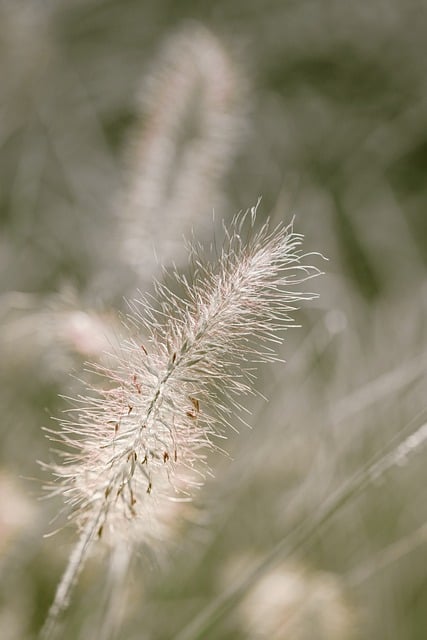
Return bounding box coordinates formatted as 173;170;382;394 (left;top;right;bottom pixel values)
40;205;321;638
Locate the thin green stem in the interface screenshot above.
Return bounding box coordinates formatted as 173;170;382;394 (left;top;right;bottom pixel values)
39;505;104;640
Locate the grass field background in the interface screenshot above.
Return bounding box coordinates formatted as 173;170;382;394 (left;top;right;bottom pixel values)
0;2;426;638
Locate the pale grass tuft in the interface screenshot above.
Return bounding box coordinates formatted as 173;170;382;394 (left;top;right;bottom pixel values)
40;206;321;638
238;562;354;640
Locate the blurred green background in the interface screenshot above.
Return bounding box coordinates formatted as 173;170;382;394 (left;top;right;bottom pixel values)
0;1;426;639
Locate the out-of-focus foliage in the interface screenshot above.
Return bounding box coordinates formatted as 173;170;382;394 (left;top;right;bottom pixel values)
0;1;426;639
